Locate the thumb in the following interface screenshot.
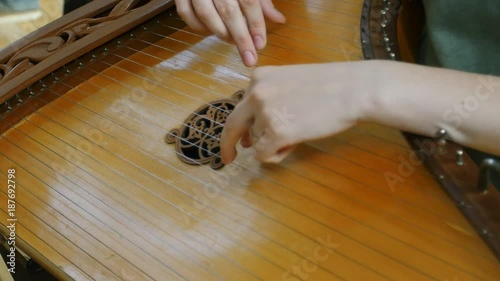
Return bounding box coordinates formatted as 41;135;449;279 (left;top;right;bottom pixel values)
264;145;297;163
260;0;286;23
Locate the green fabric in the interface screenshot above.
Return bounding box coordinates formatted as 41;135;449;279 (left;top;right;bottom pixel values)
420;0;500;75
0;0;39;12
420;0;500;189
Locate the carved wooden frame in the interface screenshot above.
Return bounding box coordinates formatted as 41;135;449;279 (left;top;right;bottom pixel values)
0;0;175;104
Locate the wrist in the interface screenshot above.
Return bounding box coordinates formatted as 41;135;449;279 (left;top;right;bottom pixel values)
354;60;392;125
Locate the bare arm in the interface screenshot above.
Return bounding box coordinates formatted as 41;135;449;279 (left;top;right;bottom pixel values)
371;61;500;156
220;60;500;164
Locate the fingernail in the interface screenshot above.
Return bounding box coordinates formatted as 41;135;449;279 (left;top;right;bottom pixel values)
241;139;251;148
278;11;286;23
243;50;256;66
253;35;265;50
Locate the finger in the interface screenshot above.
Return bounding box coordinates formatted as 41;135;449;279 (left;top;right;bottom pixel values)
263;146;296;163
260;0;286;23
214;0;258;66
272;144;297;162
252;127;280;161
251;119;295;163
220;99;255;164
256;140;296;163
175;0;210;33
238;0;266;50
192;0;230;39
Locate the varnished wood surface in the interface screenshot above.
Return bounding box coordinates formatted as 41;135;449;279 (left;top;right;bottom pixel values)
1;0;499;280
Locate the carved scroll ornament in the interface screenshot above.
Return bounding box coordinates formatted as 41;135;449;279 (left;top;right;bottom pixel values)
0;0;140;86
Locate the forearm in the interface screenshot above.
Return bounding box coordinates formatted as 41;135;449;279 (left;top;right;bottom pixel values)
367;60;500;155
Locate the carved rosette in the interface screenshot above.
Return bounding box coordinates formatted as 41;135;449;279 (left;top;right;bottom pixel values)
165;91;245;170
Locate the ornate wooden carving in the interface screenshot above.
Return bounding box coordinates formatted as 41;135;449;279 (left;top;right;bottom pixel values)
110;0;146;16
0;13;126;85
165;91;245;170
0;0;175;104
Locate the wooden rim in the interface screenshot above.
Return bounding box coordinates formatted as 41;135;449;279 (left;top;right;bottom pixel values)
360;0;402;61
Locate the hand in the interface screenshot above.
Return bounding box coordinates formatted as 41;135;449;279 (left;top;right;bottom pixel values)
220;61;378;164
175;0;286;67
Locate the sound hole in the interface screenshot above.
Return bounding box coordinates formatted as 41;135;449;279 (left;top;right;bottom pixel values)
165;90;244;170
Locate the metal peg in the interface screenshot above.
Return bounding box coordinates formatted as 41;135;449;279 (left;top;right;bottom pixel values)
478;158;500;193
456;150;464;166
51;72;60;81
435;128;448;145
15;94;23;103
